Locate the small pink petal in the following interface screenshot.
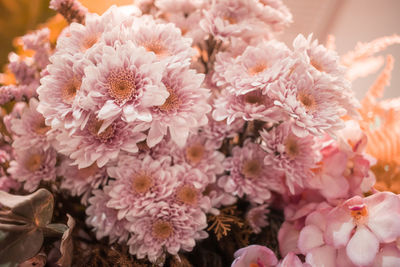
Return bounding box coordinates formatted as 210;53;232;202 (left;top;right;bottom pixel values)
346;225;379;266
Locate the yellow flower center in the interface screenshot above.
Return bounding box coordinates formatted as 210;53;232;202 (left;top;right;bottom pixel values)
242;159;262;179
176;185;198;205
107;69;136;104
87;119;115;142
298;91;316;110
186;144;205;165
350;205;368;224
131;172;153;194
285;137;300;158
248;63;268;76
152;220;173;240
144;40;168;57
33;118;50;135
158;86;181;112
62;76;81;103
25;153;43;172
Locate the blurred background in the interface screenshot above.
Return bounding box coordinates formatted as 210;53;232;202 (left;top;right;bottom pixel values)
0;0;399;99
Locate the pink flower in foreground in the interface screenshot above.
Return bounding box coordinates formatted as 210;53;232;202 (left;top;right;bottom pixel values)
260;122;318;194
231;245;278;267
85;188;129;243
325;192;400;266
126;201;208;262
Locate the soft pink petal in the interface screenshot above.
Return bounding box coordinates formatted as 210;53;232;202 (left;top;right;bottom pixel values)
298;225;324;254
305;245;336;267
346;226;379;266
325;207;354;247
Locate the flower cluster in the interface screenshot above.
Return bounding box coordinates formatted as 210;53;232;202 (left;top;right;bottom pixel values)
1;0;400;265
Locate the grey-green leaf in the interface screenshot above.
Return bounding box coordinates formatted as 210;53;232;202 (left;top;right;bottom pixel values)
0;229;43;264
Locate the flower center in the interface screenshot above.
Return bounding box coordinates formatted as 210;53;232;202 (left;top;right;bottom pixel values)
158;85;181;112
185;144;205;165
152;220;173;240
107;69;136;105
310;59;324;72
25;153;42;172
284;137;300;158
176;185;198;205
33;118;50;135
62;76;81;103
131;172;153;194
144;40;168;57
298;91;316;110
81;35;98;51
78;163;99;178
87;119;115;142
350;205;368;224
248;63;268;76
223;15;237;24
242;159;262;179
243;90;265;105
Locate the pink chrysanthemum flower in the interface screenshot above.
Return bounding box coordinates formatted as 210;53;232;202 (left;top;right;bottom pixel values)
147;65;211;147
37;52;88;130
212;88;280;124
11;98;52;150
79;41;168;126
8;146;57;192
56;5;140;56
106;154;176;219
324;192;400;266
217;40;292;95
85;188;129;243
58;158;108;204
268;60;358;137
201;115;245;148
200;0;271;41
103;16;193;65
260;122;318;194
218;140;277;204
172;133;225;184
246;204;270;234
55;114;147;168
126;201;208;262
255;0;293;32
232;245;278;267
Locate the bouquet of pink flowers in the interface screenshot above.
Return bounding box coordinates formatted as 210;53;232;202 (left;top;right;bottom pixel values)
0;0;399;266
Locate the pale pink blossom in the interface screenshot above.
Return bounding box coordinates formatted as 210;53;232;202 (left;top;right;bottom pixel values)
8;146;57;192
246;204;270;234
79;41;168;126
126;201;208;262
172;133;225;185
11;98;52;150
106;154;176;219
260;122;318;194
85;188;129;243
55;115;147;168
147;65;210;147
231;245;278;267
268;60;358;137
325;192;400;266
218;140;277;204
200;0;274;41
58;158;108;204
